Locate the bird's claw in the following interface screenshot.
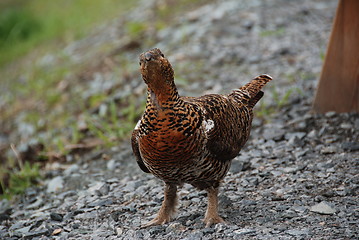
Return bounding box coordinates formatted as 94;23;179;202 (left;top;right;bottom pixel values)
203;215;226;228
141;216;171;228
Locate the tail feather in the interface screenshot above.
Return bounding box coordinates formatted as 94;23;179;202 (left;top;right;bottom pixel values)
240;74;272;98
229;74;272;107
248;91;264;108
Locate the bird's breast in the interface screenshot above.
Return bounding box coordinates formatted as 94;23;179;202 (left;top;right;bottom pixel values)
139;121;204;163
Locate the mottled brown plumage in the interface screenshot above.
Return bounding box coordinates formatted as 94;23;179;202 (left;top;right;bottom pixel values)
131;48;272;227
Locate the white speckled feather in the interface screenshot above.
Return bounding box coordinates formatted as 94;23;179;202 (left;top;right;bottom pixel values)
203;119;214;133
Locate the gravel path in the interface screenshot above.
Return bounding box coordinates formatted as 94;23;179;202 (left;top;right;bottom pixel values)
1;0;358;239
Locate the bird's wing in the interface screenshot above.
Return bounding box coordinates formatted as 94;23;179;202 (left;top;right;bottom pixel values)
189;95;245;162
131;129;150;173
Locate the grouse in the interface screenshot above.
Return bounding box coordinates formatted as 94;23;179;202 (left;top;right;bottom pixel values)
132;48;272;227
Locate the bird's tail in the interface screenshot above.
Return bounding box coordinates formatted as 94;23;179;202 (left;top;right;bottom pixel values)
230;74;272;108
240;74;272;97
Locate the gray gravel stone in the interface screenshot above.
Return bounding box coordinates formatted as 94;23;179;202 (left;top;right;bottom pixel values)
64;164;79;175
25;197;43;210
107;159;118;170
320;146;337;154
310;202;336;215
50;212;64;222
342;142;359;151
47;176;64;193
88;199;113;207
263;128;286;141
234;228;256;235
96;183;110;196
325;111;336;118
23;228;49;239
286;228;309;236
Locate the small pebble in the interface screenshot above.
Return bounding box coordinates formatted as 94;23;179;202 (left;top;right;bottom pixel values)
310;202;336;215
50;212;63;222
47;176;64;193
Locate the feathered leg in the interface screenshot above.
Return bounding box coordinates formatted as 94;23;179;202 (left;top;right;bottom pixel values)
203;186;225;227
142;183;177;227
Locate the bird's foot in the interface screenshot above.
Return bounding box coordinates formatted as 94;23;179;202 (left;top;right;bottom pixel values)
141;215;171;228
203;215;225;228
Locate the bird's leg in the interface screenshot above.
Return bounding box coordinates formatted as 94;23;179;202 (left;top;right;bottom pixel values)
203;186;225;227
142;183;177;227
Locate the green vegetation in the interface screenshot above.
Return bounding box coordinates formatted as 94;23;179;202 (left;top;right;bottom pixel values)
0;7;40;46
260;27;285;37
85;98;144;149
0;0;139;199
126;21;147;40
256;85;303;119
0;160;41;200
0;7;41;65
0;0;134;66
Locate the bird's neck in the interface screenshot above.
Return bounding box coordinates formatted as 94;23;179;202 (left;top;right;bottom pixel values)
147;84;179;110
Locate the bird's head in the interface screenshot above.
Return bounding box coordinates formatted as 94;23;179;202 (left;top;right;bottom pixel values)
139;48;175;88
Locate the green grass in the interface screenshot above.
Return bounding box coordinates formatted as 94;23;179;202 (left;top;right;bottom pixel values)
126;21;148;39
0;0;135;66
0;0;139;199
0;160;42;199
260;27;285;37
256;85;303;119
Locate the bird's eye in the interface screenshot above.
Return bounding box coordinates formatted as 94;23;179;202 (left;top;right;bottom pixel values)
160;53;164;57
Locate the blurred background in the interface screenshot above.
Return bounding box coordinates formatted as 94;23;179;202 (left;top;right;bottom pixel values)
0;0;337;198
